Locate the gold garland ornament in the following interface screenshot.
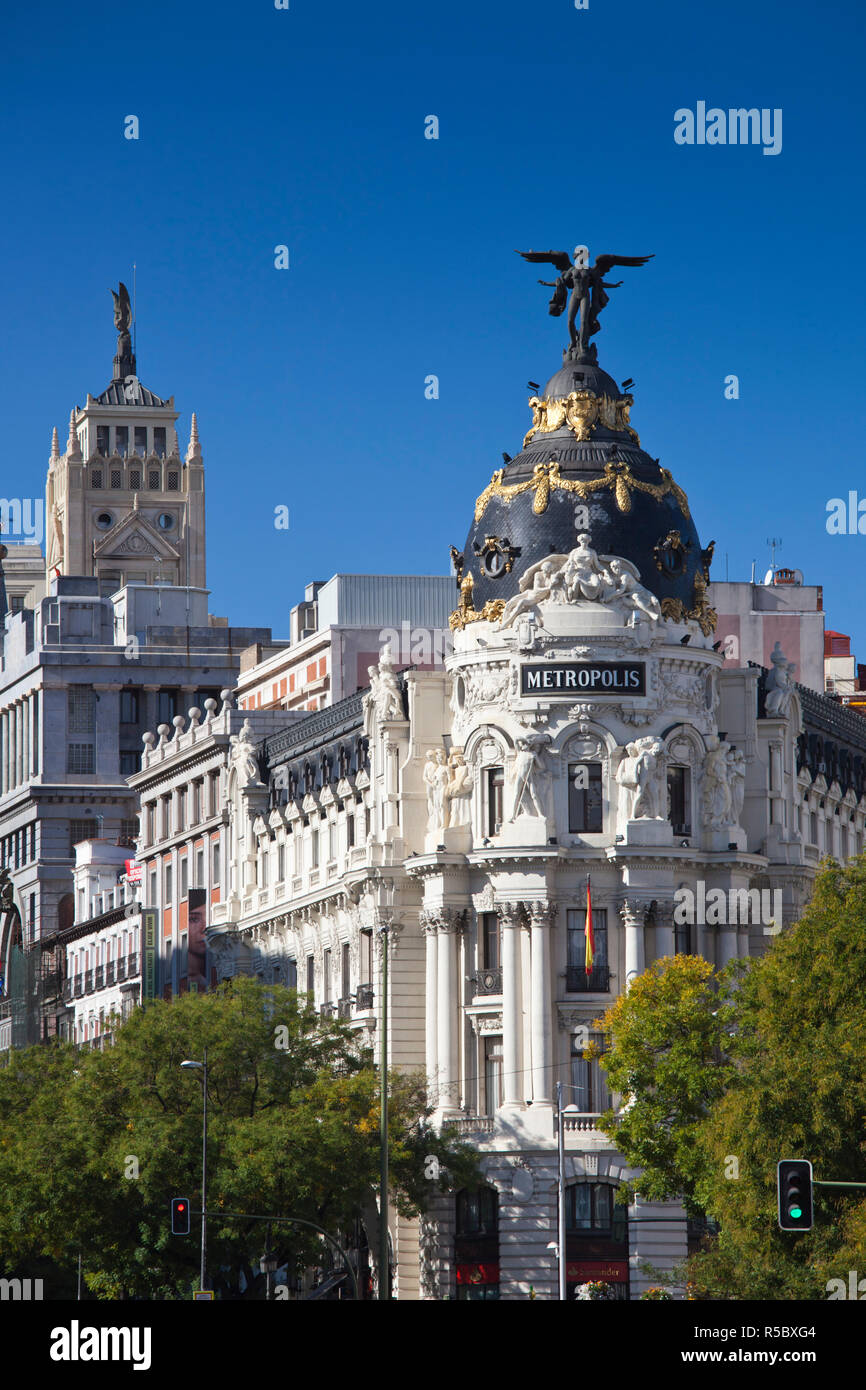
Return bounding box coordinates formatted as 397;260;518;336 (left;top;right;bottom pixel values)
660;571;717;637
449;571;506;632
474;458;690;524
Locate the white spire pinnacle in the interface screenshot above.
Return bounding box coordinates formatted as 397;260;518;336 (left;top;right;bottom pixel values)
66;409;81;458
186;411;202;462
50;427;60;464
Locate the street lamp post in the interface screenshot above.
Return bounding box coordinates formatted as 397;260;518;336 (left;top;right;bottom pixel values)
261;1223;278;1301
181;1048;208;1294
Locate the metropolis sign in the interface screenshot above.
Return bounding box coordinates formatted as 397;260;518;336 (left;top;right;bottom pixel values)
520;661;646;696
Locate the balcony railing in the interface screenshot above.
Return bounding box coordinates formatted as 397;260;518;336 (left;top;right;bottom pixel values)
116;958;127;982
337;998;353;1019
355;983;374;1011
472;967;502;996
74;973;84;998
62;978;74;1003
562;1112;603;1133
105;961;116;986
566;965;610;993
127;952;139;977
446;1115;496;1137
84;969;93;993
94;965;104;990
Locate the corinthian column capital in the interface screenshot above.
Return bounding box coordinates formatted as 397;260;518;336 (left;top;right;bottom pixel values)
524;900;557;929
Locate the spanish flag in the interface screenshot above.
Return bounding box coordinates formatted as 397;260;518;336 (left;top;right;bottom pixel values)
585;874;595;977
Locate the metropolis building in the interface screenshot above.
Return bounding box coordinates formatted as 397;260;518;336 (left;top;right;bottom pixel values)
194;256;866;1300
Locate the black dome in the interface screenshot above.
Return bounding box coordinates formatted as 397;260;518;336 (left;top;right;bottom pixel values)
451;355;715;633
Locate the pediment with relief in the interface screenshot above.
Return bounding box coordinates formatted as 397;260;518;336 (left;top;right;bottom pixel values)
93;511;181;561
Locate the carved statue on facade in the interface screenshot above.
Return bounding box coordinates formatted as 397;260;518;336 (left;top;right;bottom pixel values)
765;642;796;718
423;748;451;834
231;719;263;787
500;536;660;628
447;749;473;827
726;746;746;823
367;642;404;721
701;734;733;828
616;737;667;819
508;733;552;821
515;246;653;361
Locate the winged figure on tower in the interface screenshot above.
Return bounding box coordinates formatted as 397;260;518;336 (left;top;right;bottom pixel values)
515;246;653;361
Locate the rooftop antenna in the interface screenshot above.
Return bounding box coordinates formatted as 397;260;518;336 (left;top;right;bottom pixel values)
767;537;782;574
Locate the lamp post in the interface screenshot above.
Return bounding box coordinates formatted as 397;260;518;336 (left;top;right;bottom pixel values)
180;1048;208;1294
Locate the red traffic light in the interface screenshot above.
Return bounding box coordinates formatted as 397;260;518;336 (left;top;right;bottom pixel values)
171;1196;191;1235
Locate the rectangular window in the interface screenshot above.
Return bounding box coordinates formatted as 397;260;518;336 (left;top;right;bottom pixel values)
212;840;221;885
570;1031;610;1113
328;820;336;862
165;863;173;902
293;832;301;874
119;749;139;776
120;818;138;842
119;689;140;724
260;847;269;887
341;942;351;998
191;781;201;823
360;928;373;987
306;954;315;998
147;805;155;844
208;770;219;816
67;743;95;774
566;908;609;992
481;912;500;969
176;788;186;833
310;825;319;869
195;848;204;887
675;918;694;955
148;468;161;490
486;766;505;836
130;467;141;491
148;867;157;905
346;813;355;850
153;427;166;457
180;856;188;898
286;959;298;991
96;425;110;455
115;425;128;456
484;1038;503;1116
160;796;170;838
668;766;691;837
134;426;148;456
323;949;331;1003
68;686;95;734
157;690;178;726
277;842;285;880
568;762;603;833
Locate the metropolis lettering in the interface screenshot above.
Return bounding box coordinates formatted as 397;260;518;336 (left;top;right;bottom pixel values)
520;662;646;696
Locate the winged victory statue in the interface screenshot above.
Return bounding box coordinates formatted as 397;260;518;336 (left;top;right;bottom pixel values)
515;245;653;361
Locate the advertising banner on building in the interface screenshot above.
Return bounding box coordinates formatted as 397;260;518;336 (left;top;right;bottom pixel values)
142;908;158;1005
187;888;208;991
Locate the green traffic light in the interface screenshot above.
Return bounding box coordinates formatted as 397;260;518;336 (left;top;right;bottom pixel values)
789;1205;802;1219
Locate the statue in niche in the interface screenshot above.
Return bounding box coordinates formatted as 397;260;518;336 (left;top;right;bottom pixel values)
423;748;450;834
447;749;473;827
616;737;667;819
508;733;552;821
702;734;733;828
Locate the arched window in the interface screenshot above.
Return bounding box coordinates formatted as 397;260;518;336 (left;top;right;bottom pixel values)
455;1186;499;1300
565;1181;629;1300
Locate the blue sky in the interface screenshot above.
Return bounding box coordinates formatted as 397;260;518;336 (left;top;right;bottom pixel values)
2;0;865;650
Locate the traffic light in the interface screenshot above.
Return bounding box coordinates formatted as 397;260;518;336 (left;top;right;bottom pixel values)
171;1197;191;1235
777;1160;813;1231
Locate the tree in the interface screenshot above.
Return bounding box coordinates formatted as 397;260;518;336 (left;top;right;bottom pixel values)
0;978;479;1299
594;859;866;1299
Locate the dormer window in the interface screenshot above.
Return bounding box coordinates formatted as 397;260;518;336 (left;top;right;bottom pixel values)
153;427;166;458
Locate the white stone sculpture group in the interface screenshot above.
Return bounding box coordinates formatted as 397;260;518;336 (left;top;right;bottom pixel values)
701;735;746;829
500;534;661;629
367;641;404;721
615;736;667;820
423;748;473;834
765;642;796;718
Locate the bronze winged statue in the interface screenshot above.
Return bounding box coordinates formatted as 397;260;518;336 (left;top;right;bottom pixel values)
515;246;653;361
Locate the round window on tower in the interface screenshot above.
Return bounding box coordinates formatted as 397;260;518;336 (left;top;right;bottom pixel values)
158;513;175;531
95;512;113;530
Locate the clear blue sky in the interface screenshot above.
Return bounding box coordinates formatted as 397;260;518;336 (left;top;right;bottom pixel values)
2;0;865;650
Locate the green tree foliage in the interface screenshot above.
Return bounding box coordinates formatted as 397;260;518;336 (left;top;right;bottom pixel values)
594;860;866;1299
0;978;479;1299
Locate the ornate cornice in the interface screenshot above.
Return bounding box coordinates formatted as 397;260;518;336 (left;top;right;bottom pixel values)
473;457;689;526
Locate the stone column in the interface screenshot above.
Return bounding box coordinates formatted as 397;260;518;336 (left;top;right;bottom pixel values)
12;703;20;787
1;709;7;794
498;901;524;1107
654;900;676;957
436;909;461;1112
32;690;40;776
526;900;556;1105
22;696;30;782
420;910;439;1105
718;923;739;967
619;898;645;988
